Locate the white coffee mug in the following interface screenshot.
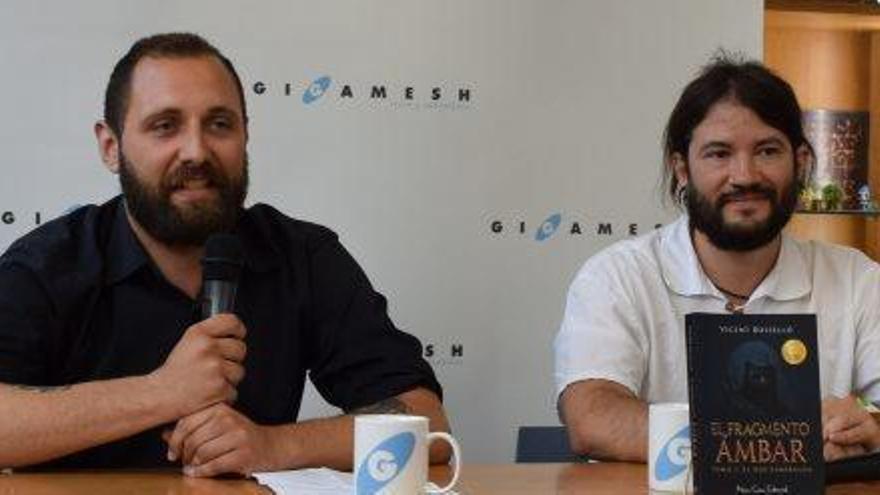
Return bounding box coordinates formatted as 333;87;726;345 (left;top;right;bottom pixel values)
648;403;692;493
355;414;461;494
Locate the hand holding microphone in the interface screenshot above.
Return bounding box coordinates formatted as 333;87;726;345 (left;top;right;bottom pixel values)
151;234;247;418
161;235;270;471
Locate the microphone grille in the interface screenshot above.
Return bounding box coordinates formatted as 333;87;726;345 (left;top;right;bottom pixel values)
202;234;244;281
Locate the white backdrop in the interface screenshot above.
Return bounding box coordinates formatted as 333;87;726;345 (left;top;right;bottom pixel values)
0;0;762;462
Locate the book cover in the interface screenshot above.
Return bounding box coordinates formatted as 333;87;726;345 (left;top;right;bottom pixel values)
685;313;825;494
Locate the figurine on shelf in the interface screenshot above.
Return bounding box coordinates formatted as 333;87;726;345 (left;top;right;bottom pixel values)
857;184;876;211
821;183;843;211
799;186;820;212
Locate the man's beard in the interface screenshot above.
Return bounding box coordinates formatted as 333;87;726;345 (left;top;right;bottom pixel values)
686;179;798;252
119;152;249;247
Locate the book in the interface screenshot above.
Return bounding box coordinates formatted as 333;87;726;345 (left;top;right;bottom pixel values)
685;313;825;494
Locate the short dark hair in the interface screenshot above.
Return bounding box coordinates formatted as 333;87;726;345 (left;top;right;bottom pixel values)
103;32;248;137
661;53;814;207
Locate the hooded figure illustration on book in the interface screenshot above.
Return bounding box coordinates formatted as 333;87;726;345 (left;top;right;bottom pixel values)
724;341;792;418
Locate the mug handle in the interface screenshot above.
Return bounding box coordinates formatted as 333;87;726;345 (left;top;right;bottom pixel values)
424;432;461;493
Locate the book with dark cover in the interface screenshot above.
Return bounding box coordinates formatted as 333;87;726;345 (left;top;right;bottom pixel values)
685;313;825;494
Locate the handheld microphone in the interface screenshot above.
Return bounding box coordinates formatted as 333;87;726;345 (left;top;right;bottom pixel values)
201;234;244;319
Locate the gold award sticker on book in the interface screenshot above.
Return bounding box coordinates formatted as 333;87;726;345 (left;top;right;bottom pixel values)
781;339;808;365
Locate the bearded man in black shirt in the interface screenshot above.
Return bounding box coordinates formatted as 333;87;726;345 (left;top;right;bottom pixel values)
0;32;449;476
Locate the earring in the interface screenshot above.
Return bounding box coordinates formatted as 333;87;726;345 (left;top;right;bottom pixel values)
677;185;688;205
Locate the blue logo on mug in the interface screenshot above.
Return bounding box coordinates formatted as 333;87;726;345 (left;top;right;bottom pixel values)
303;76;332;104
357;432;416;494
655;425;691;481
535;213;562;241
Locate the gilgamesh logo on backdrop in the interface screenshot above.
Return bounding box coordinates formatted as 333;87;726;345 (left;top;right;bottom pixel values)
251;75;474;110
0;205;82;230
489;213;664;243
301;76;332;104
0;210;43;227
424;342;464;368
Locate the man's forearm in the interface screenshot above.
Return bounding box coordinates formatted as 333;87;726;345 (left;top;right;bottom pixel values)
0;375;177;467
561;379;648;462
269;388;451;471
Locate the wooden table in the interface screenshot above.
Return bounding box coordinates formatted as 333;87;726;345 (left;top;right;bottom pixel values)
1;463;879;494
450;464;880;494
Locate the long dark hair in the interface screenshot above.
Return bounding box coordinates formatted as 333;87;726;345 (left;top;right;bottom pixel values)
661;52;814;207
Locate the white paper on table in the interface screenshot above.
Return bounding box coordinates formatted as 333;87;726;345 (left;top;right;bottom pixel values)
253;468;353;494
253;468;461;494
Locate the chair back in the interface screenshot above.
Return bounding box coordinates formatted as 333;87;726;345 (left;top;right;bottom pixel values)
515;425;585;463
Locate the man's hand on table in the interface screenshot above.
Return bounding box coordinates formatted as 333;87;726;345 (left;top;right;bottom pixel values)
164;403;281;477
822;395;880;462
154;314;261;477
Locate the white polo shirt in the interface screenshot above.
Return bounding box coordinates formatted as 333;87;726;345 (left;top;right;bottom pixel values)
554;215;880;404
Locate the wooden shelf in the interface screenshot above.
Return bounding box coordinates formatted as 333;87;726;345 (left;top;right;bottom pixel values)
767;1;880;16
795;209;880;216
767;10;880;31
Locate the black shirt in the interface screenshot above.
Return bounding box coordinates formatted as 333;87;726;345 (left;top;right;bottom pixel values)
0;196;441;468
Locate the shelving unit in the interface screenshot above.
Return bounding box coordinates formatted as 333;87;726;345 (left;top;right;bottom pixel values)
765;1;880;260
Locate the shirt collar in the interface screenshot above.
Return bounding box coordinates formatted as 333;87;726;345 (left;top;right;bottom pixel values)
752;234;810;301
658;215;810;302
105;198;150;285
104;197;279;285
